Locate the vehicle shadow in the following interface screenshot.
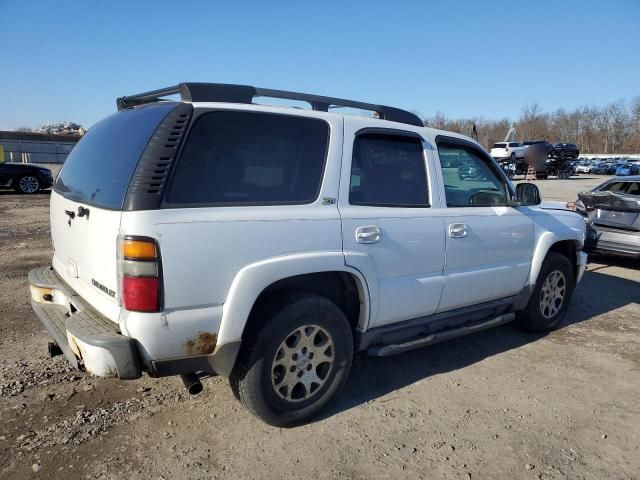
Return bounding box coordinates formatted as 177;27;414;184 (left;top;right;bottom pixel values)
0;189;51;196
587;254;640;270
318;268;639;422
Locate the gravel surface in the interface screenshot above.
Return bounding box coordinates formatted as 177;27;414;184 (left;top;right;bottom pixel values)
0;177;638;479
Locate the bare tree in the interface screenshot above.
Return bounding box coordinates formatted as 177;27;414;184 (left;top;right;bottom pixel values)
423;95;640;153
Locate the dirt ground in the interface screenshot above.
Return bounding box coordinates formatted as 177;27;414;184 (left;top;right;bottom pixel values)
1;175;639;480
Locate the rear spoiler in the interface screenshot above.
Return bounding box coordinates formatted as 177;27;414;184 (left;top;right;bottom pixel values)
578;191;640;213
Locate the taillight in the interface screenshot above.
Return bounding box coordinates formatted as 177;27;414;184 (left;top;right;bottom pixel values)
120;237;162;312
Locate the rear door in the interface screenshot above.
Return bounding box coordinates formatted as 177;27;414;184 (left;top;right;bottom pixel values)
434;137;534;312
50;103;180;322
339;124;446;328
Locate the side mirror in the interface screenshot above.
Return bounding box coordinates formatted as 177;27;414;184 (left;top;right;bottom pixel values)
514;182;541;206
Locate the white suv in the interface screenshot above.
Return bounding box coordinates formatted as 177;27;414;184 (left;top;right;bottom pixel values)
490;142;526;161
29;83;587;426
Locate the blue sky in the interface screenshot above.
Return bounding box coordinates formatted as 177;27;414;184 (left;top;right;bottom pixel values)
1;0;638;130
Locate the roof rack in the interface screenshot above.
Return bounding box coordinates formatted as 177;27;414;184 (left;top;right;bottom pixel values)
116;82;423;127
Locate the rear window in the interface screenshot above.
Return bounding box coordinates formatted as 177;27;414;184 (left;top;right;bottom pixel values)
493;143;507;148
165;111;329;206
601;182;640;195
54;103;176;209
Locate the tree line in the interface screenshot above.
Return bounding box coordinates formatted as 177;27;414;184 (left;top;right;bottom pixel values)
423;96;640;154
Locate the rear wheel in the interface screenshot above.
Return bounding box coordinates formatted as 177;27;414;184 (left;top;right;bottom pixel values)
16;175;40;194
230;292;353;427
516;252;574;332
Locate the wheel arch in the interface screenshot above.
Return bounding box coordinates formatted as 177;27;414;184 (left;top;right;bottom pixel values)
530;233;582;287
216;253;371;347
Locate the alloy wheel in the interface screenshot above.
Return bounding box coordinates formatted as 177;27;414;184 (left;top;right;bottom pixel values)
271;324;335;403
539;270;566;319
19;176;39;193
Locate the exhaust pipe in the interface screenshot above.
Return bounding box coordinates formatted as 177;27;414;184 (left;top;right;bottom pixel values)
180;372;203;395
48;342;63;358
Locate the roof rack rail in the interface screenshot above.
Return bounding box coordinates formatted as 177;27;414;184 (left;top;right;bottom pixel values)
116;82;423;127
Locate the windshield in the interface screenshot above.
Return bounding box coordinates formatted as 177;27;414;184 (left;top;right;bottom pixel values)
54;103;176;209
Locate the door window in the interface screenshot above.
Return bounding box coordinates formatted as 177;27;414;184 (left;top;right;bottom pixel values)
349;133;429;207
437;143;508;207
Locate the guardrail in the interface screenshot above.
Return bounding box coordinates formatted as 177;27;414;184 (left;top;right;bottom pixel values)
0;139;76;164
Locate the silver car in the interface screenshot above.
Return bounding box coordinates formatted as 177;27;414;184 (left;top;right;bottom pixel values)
577;176;640;258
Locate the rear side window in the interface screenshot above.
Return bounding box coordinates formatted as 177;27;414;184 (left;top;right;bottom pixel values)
602;182;640;195
54;103;176;209
165;111;328;206
349;133;428;207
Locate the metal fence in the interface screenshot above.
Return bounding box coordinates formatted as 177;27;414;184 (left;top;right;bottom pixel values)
0;139;76;164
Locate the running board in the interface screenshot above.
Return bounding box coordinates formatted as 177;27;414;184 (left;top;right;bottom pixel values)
367;313;515;357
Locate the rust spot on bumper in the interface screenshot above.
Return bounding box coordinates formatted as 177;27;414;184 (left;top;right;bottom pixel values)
185;332;218;355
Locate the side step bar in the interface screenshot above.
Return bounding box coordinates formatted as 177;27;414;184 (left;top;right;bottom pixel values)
368;313;515;357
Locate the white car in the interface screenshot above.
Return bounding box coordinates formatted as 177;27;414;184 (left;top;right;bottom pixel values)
490;142;526;161
29;83;587;426
575;163;592;174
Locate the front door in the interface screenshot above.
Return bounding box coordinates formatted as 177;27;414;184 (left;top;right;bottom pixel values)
339;125;446;328
435;138;534;312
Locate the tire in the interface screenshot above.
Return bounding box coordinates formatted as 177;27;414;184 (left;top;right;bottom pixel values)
516;252;574;332
229;292;353;427
15;175;40;194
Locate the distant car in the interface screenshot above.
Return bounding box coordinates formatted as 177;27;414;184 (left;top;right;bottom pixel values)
0;162;53;194
490;142;525;162
616;163;640;176
610;163;625;175
544;159;574;179
553;143;580;160
575;162;592;174
591;163;610;175
577;177;640;258
523;140;554;157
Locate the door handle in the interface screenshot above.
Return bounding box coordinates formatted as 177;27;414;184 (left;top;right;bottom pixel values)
355;226;381;244
448;223;468;238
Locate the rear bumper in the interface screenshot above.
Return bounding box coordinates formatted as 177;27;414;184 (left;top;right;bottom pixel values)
585;225;640;258
29;267;141;379
28;266;241;379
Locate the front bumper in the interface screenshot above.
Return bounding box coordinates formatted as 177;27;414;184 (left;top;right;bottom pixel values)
576;250;588;283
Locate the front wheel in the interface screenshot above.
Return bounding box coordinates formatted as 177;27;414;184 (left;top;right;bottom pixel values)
516;252;574;332
230;293;353;427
